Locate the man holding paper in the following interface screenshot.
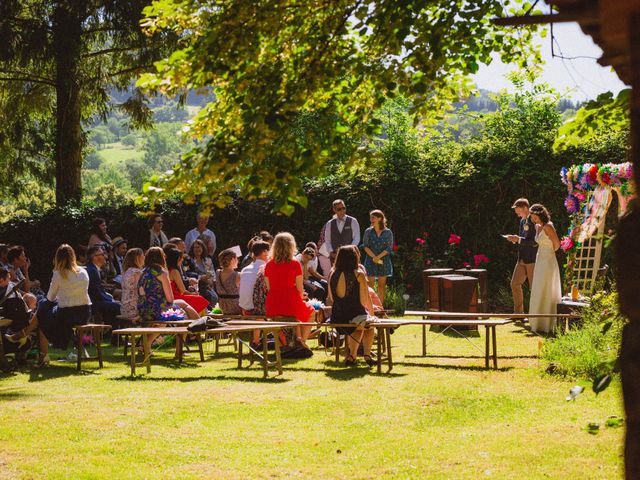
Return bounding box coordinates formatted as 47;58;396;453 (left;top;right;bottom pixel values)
504;198;538;314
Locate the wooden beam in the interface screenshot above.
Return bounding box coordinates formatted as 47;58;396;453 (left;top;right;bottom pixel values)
493;13;582;26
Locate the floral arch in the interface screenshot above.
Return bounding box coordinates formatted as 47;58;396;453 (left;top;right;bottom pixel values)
560;162;636;293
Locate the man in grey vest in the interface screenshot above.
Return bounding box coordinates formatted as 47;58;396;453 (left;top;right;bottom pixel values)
318;199;361;276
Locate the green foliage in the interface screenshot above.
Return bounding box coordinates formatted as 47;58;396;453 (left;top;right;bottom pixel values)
0;0;177;204
542;290;625;381
554;90;630;151
86;183;133;207
137;0;541;213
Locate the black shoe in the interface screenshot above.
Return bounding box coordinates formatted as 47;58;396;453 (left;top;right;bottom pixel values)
344;355;357;366
363;355;376;367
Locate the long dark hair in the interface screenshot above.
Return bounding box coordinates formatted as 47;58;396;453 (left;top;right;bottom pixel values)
91;217;109;242
529;203;550;224
334;245;360;272
165;248;182;270
144;247;166;270
189;239;207;260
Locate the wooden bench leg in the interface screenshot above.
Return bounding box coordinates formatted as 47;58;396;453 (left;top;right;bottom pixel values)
376;326;382;374
130;334;137;375
262;330;269;378
96;328;104;368
385;328;393;372
196;334;205;361
274;329;282;375
76;329;83;371
334;329;340;363
237;338;243;368
142;334;151;373
485;325;490;369
422;323;427;356
492;326;498;369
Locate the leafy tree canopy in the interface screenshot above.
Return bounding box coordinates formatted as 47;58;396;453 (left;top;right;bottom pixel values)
137;0;541;214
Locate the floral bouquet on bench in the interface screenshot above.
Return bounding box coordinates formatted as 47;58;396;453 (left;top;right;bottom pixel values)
160;307;186;321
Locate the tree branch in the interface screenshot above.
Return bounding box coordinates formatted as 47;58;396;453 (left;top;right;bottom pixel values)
0;76;56;87
82;44;160;58
0;69;55;85
87;64;155;82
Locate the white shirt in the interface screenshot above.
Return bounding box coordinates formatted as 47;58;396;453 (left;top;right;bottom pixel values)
322;215;361;253
294;254;318;274
185;228;217;256
238;259;266;311
47;268;91;308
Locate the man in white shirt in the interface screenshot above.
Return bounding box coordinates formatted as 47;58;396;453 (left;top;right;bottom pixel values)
318;199;361;276
185;213;217;257
238;241;270;315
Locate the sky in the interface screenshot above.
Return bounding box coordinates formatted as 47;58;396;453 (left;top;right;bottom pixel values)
472;21;628;101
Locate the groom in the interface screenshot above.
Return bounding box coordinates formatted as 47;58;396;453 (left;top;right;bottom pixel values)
506;198;538;314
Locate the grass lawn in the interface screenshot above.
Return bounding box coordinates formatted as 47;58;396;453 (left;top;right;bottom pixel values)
0;322;623;479
97;142;145;166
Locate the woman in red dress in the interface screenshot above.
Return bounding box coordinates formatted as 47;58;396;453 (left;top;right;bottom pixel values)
264;232;315;350
166;247;209;315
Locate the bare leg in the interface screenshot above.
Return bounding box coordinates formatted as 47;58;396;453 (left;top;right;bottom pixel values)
347;327;364;359
377;277;387;306
38;330;49;356
173;300;199;319
362;328;374;356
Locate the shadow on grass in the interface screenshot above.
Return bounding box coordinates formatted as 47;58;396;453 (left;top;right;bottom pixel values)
429;327;481;339
110;374;289;383
396;361;513;372
27;364;99;382
404;354;538;360
0;387;34;401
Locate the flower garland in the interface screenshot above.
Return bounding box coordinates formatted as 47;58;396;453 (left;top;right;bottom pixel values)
560;162;635;215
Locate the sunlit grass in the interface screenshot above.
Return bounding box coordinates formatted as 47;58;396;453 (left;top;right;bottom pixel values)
0;323;623;479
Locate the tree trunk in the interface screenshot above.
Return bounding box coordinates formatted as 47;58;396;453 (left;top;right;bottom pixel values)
619;11;640;480
53;3;83;206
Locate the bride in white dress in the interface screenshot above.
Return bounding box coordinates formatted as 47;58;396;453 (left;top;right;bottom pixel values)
528;204;562;333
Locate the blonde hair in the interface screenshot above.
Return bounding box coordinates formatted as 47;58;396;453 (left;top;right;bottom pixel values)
218;248;237;268
270;232;297;264
123;248;144;273
54;244;79;278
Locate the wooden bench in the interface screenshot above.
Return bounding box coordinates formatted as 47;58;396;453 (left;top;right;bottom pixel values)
112;324;285;378
72;324;112;371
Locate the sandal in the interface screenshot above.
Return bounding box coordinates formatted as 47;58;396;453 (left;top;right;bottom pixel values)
35;353;50;368
5;329;28;347
344;355;357;366
363;355;376;367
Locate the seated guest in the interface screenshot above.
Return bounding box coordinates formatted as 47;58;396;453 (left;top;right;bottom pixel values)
328;245;376;366
185;213;217;258
30;244;92;367
86;245;121;327
7;245;37;310
120;248;145;321
239;241;270;315
238;236;258;270
137;247;199;321
148;214;169;248
0;244;9;269
296;246;328;302
0;267;14;298
216;248;241;314
166;248;209;315
169;237;197;279
239;241;270;347
189;239;218;307
110;237;128;284
88;217;113;252
7;245;30;292
264;232;315;351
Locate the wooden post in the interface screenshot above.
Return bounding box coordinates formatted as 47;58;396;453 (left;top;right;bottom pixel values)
618;10;640;479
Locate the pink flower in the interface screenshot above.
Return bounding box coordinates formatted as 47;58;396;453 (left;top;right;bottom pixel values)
463;262;470;268
393;243;399;252
473;254;489;268
448;234;461;245
560;236;574;252
415;238;425;245
81;335;94;346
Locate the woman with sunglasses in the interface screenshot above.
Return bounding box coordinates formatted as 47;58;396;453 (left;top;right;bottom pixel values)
148;214;169;248
296;246;328;302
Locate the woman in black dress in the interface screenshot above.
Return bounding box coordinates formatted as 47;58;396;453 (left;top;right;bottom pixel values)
328;245;376;366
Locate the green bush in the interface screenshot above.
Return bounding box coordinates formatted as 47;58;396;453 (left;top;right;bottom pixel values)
541;290;624;380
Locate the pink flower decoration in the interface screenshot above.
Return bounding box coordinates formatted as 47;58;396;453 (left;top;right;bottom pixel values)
473;254;489;268
415;238;425;245
448;234;461;245
81;335;94;346
393;242;399;252
463;262;470;268
560;236;574;252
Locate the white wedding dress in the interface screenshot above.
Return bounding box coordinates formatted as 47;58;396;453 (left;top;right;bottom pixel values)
528;225;562;333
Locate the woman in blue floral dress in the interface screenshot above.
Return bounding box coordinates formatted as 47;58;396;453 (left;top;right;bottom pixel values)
362;209;394;305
